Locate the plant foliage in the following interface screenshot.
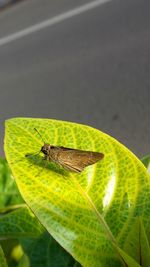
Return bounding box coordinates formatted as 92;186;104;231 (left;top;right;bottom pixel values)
0;117;150;267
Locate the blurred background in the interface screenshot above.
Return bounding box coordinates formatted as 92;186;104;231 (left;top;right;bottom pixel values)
0;0;149;158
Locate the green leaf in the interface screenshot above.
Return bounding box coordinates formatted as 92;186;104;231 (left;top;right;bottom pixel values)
4;118;150;267
123;217;150;266
0;207;43;239
139;218;150;267
0;207;43;266
73;263;82;267
22;232;75;267
0;205;75;267
117;247;141;267
0;158;23;210
0;156;76;266
18;254;30;267
0;239;19;267
0;245;8;267
141;155;150;174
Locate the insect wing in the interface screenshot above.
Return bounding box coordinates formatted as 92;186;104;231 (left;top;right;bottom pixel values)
57;147;104;172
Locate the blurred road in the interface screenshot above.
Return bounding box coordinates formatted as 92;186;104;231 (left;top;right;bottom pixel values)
0;0;150;157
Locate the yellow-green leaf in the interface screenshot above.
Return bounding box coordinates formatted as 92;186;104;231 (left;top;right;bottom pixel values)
4;118;150;267
123;217;150;266
0;245;8;267
18;254;30;267
117;247;141;267
139;218;150;267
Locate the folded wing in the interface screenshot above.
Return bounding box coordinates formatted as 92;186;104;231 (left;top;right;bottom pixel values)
57;147;104;172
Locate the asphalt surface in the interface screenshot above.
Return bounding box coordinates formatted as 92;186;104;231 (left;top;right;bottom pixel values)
0;0;150;158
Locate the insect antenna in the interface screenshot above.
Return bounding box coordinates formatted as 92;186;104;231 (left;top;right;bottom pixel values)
34;128;45;143
25;128;45;158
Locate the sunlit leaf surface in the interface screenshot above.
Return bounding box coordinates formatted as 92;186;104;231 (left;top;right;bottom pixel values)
4;118;150;267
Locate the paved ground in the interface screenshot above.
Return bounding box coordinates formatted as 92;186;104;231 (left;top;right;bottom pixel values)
0;0;150;158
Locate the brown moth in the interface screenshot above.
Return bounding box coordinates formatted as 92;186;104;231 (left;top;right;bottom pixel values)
26;128;104;173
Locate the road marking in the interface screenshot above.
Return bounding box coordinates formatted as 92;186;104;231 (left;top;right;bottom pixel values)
0;0;111;47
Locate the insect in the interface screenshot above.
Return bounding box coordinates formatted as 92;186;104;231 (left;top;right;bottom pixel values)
26;128;104;173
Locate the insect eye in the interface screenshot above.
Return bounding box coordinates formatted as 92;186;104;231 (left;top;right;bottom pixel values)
41;146;45;152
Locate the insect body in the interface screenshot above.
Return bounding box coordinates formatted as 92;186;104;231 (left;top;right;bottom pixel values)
41;143;104;173
26;129;104;173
